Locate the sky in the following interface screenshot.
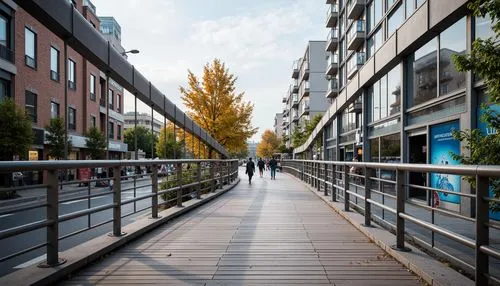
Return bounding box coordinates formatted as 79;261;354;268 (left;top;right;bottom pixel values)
92;0;327;141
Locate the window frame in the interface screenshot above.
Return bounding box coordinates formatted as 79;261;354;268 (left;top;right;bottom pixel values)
25;90;37;123
50;101;60;119
89;74;96;101
50;46;59;82
68;107;76;130
68;59;76;90
24;27;37;69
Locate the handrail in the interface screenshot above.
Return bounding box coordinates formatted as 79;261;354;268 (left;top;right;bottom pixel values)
0;159;239;274
281;159;500;285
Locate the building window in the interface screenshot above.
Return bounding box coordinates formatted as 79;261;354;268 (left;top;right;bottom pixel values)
369;65;401;122
387;3;404;36
90;115;96;128
68;107;76;130
476;15;494;40
25;91;37;122
25;27;37;68
108;89;114;110
387;65;401;115
50;47;59;81
89;74;96;101
0;78;11;101
0;14;13;63
68;59;76;90
50;101;59;119
108;121;114;139
117;124;121;140
116;94;121;113
439;17;466;96
408;38;437;107
374;0;383;28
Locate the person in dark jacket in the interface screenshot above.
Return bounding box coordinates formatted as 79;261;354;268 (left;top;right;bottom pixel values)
269;157;278;180
257;158;265;178
245;158;256;184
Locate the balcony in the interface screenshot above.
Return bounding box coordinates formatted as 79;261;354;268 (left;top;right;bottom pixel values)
301;81;310;97
326;53;339;76
326;78;339;99
0;45;14;63
292;81;299;93
326;0;336;4
347;20;365;51
326;28;339;52
292;115;299;122
282;96;287;103
347;52;366;79
326;4;338;28
347;0;366;19
300;61;309;81
292;95;299;108
292;60;299;79
301;102;310;116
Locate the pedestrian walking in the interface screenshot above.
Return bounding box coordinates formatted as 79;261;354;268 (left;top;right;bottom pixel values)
257;158;265;178
245;157;256;184
269;157;278;180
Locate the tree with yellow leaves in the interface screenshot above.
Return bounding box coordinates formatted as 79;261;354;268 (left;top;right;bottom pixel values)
256;130;280;159
180;59;257;158
155;123;183;159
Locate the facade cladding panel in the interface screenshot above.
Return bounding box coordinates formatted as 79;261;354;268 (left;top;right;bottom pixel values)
294;0;485;218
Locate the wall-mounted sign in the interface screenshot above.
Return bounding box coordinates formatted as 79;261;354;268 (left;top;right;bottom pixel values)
430;120;461;204
29;151;38;161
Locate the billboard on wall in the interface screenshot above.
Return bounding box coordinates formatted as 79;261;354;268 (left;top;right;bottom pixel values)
478;103;500;220
430;121;461;204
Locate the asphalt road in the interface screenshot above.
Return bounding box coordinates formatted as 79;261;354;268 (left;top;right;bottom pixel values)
0;178;165;276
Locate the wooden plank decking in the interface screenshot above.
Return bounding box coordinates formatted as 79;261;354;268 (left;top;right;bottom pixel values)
63;170;423;285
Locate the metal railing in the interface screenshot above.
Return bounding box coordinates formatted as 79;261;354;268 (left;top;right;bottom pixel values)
282;159;500;286
0;159;238;274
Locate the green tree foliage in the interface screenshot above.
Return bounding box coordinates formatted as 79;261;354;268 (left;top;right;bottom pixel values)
124;126;157;158
45;117;72;160
0;98;33;189
0;98;34;161
451;0;500;211
292;113;323;148
85;127;106;160
155;125;183;159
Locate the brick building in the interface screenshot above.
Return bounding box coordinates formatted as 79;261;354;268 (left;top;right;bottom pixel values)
0;0;127;183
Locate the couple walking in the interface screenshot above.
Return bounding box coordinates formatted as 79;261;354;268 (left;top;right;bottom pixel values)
245;157;277;184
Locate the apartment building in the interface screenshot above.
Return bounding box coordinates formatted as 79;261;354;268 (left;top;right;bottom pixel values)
295;0;493;217
124;112;163;136
282;41;329;148
273;113;283;139
0;0;128;183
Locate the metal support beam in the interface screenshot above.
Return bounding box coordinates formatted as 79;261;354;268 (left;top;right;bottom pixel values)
475;175;489;285
151;164;159;218
176;162;183;207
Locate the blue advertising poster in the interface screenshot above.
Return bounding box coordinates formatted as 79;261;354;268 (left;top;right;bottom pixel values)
478;104;500;220
430;121;461;204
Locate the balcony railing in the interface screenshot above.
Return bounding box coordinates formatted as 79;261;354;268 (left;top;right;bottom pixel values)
347;52;366;78
300;61;310;81
292;60;299;79
347;0;365;19
326;28;339;52
326;4;339;27
347;20;365;50
0;44;14;63
326;78;339;98
326;53;339;76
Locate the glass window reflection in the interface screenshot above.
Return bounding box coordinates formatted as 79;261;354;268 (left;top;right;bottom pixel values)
475;15;494;40
410;38;437;107
388;65;401;115
439;17;466;95
388;4;404;36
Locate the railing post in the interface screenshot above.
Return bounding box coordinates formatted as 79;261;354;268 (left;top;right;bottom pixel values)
40;169;66;267
316;162;320;192
324;163;328;196
475;175;489;285
331;164;337;202
112;166;124;236
210;161;215;192
196;162;202;199
151;164;159;218
176;162;183;207
301;161;304;181
393;169;409;251
364;167;371;227
344;164;349;212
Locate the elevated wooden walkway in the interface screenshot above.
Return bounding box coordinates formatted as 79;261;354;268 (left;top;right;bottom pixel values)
63;171;423;285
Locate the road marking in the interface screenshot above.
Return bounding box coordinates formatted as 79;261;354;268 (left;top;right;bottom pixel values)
0;213;13;218
14;254;46;269
61;195;108;205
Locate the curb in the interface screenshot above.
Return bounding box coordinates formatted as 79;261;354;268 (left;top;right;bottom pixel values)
286;173;474;286
0;178;240;286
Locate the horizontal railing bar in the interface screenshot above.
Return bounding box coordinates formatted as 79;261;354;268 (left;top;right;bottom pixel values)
480;245;500;261
366;198;396;214
0;219;52;240
369;176;396;185
58;191;114;204
0;202;48;216
58;204;115;223
398;212;475;248
0;184;48;193
406;183;476;198
0;242;47;263
405;200;475;222
346;190;365;201
369;188;397;199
